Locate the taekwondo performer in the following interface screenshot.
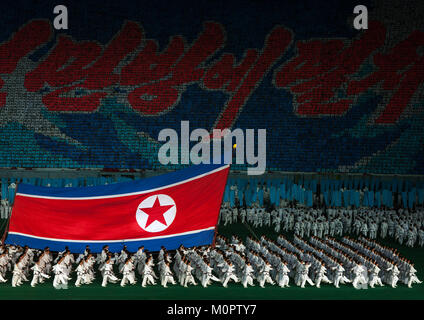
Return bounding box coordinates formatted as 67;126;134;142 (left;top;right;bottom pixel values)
96;245;109;266
241;261;255;288
54;246;69;263
258;260;275;288
158;252;172;275
297;261;315;288
0;251;9;283
315;262;332;288
141;256;157;287
120;257;137;287
352;262;368;289
173;249;182;280
12;256;28;287
405;263;422;288
100;258;120;287
222;261;239;288
75;259;87;287
386;263;400;288
76;245;92;264
368;263;384;288
135;246;147;275
62;250;74;279
52;256;71;289
201;261;221;288
160;261;176;288
39;247;53;276
84;254;97;284
275;261;290;288
30;259;50;287
183;260;197;287
117;246;129;272
177;257;187;286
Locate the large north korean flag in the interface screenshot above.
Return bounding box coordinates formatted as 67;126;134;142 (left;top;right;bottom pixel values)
5;164;229;253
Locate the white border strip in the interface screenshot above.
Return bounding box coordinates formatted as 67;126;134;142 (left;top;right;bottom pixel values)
8;227;215;243
16;165;229;200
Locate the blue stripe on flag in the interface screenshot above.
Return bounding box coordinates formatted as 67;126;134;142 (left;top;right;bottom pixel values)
6;229;215;254
17;164;227;198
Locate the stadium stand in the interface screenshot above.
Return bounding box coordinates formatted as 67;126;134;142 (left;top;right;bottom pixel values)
0;1;423;174
0;0;424;301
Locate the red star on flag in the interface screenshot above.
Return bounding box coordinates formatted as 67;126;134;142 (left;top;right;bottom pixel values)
139;196;174;228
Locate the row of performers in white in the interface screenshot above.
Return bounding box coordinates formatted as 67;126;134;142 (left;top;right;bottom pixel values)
1;244;252;289
215;234;421;289
0;234;421;290
220;205;424;247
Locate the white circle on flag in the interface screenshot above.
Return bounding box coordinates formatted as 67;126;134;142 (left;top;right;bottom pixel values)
135;194;177;233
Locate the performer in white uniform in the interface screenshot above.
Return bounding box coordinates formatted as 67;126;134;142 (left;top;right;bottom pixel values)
12;256;28;287
142;256;157;287
405;263;422;288
120;257;137;287
368;264;384;288
387;263;400;288
258;261;274;288
298;261;314;288
100;258;120;287
0;251;9;283
52;257;71;289
275;261;290;288
30;259;50;287
222;261;238;288
183;261;197;287
241;262;255;288
352;263;368;289
160;261;176;288
75;259;87;287
315;263;332;288
201;261;221;288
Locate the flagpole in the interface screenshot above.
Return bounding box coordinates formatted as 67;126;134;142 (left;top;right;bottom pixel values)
212;225;218;248
212;164;231;248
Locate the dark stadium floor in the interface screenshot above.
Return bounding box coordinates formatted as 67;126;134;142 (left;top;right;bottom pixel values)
0;222;423;300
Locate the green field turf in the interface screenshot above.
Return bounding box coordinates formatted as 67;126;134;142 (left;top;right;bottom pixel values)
0;222;423;300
